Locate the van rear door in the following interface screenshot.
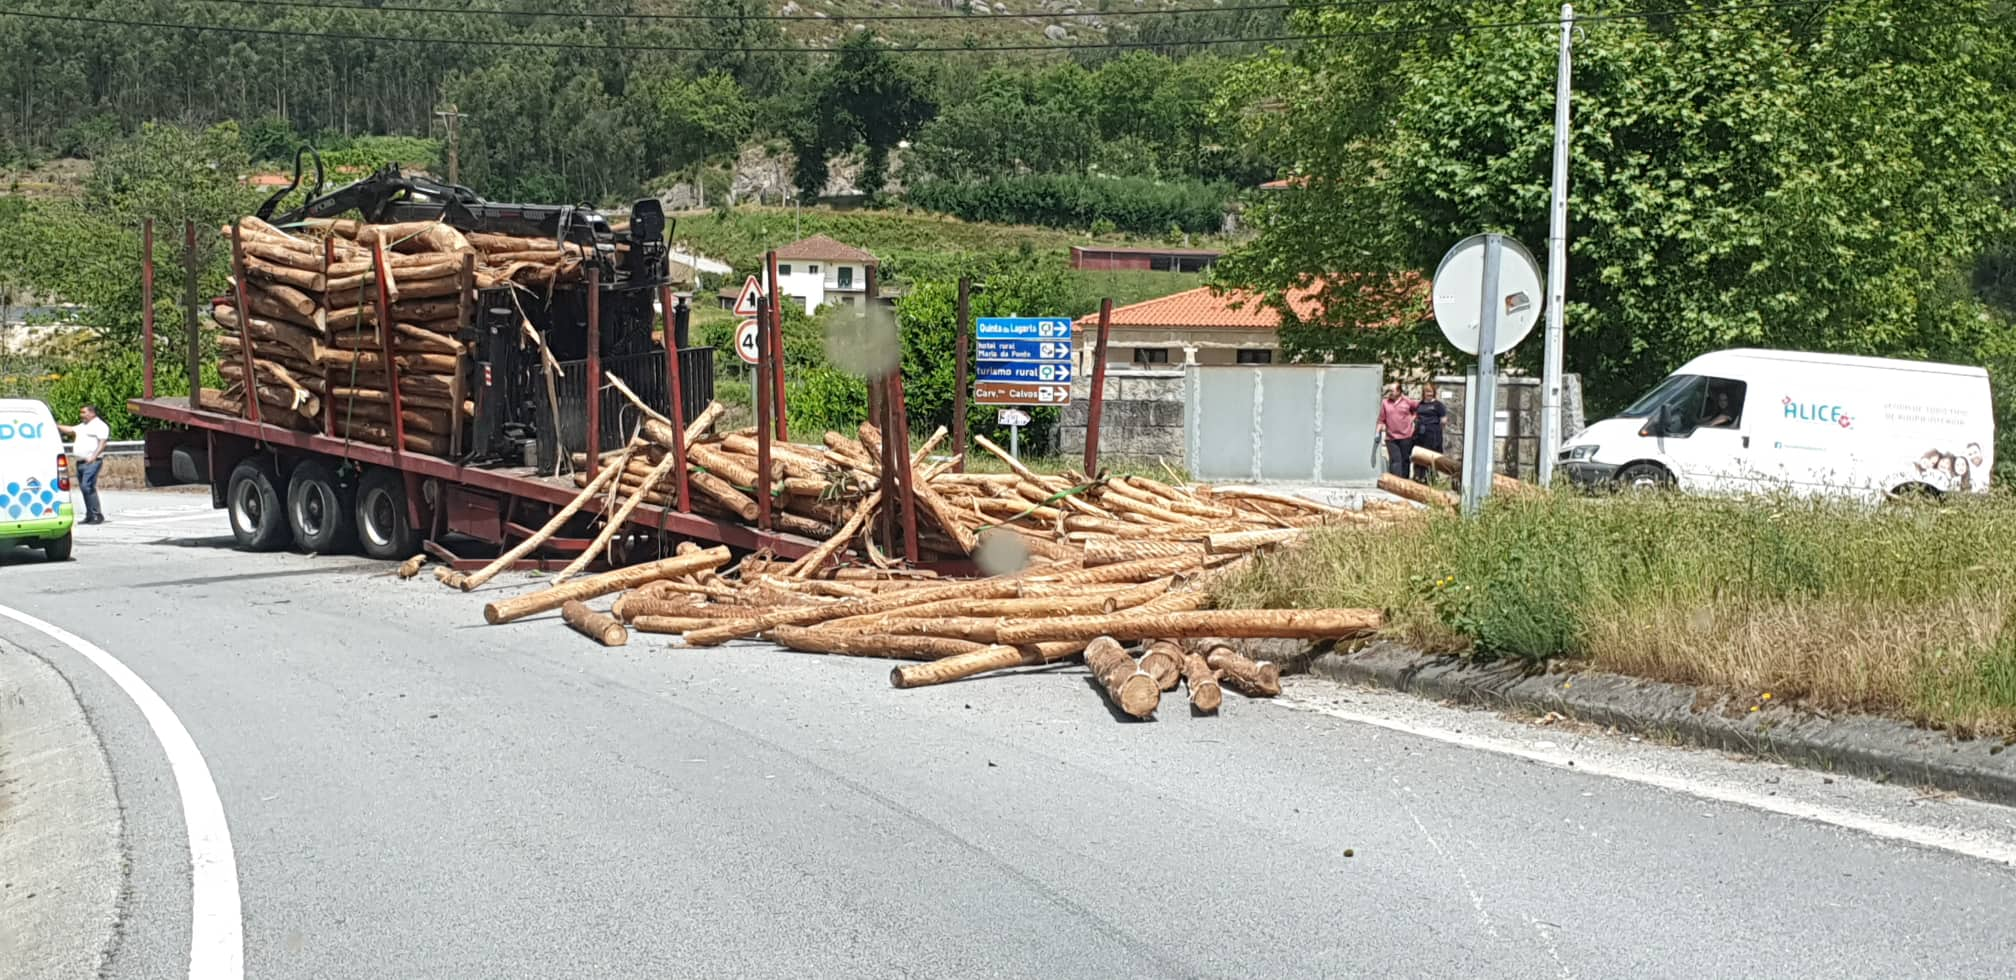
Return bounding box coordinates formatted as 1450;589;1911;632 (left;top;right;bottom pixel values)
0;401;67;522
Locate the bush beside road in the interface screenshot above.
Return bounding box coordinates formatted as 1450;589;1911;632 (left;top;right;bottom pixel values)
1221;491;2016;738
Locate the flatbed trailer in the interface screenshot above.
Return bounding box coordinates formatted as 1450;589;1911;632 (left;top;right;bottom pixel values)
125;214;821;572
129;396;820;570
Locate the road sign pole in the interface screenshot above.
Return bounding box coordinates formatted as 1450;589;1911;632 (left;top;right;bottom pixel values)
1083;299;1113;476
954;276;971;472
1539;3;1575;488
1009;423;1019;460
1462;235;1505;515
767;250;788;441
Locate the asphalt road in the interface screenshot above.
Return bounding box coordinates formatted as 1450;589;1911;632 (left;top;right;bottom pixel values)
4;489;2016;979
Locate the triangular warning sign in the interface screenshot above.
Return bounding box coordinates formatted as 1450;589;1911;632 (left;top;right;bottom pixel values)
732;275;763;317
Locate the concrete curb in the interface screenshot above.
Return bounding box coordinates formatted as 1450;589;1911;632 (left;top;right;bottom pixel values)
1305;642;2016;807
0;638;124;980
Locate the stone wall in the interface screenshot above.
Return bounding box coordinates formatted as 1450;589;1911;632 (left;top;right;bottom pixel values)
1052;369;1187;470
1426;374;1586;479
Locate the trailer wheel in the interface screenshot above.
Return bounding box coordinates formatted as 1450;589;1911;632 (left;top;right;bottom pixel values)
227;459;291;551
355;468;418;561
288;459;357;554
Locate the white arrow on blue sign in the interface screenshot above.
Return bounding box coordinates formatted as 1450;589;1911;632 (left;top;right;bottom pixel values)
975;339;1073;361
975;316;1075;340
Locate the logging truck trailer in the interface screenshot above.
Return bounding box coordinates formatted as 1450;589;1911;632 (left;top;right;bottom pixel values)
122;156;825;570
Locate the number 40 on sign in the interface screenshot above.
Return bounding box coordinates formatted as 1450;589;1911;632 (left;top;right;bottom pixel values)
734;318;762;365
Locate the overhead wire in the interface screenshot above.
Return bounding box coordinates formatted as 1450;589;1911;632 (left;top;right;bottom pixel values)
170;0;1406;23
0;2;1852;54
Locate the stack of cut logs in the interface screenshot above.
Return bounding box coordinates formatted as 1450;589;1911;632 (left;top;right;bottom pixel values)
439;396;1402;719
206;215;586;454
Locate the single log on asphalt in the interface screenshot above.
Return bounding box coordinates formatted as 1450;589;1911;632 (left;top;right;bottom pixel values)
397;554;427;579
1205;644;1282;697
612;597;755;623
768;627;986;662
483;547;731;624
630;615;756;634
1378;473;1459;511
1205;527;1312;555
1139;639;1184;692
434;566;469;589
1084;636;1160;719
562;600;629;647
994;608;1383;645
887;641;1086;689
1181;652;1223;713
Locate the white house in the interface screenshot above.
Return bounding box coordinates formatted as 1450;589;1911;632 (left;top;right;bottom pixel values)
771;235;879;314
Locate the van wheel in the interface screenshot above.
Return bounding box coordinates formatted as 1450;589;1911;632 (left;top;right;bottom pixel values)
1888;482;1942;503
287;459;357;554
42;532;73;562
1615;462;1674;493
227;459;291;551
355;468;418;561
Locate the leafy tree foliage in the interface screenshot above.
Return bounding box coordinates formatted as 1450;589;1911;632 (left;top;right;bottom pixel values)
1219;0;2016;429
789;33;937;202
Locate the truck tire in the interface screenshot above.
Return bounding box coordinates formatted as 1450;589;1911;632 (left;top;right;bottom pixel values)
227;459;291;551
1614;462;1674;493
354;468;418;561
287;459;357;554
42;532;73;562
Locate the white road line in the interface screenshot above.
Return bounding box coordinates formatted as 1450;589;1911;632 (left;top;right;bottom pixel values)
0;604;244;980
1274;696;2016;868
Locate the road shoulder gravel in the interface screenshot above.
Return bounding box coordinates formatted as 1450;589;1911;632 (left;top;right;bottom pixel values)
0;637;124;980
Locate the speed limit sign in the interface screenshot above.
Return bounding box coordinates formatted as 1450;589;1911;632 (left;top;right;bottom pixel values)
734;318;762;365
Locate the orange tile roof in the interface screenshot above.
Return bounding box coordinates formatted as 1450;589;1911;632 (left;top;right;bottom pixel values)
774;234;877;263
1076;275;1424;332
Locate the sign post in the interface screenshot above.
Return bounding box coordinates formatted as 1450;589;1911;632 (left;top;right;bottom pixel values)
1432;234;1545;515
997;408;1032;459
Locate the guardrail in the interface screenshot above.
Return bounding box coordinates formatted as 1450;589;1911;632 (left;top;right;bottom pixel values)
103;440;144;457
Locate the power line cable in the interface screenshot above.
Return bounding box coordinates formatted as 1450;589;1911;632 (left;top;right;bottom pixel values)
171;0;1388;24
0;2;1864;55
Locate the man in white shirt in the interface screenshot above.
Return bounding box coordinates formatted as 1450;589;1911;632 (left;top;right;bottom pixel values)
57;404;110;524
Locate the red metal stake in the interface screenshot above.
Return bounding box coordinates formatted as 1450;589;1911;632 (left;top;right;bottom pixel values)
659;284;691;513
141;219;156;399
1084;298;1115;476
585;266;602;481
183;221;200;414
765;249;789;440
953;275;970;473
372;241;403;456
228;223;263;425
323;238;338;438
754;291;774;532
888;369;921;561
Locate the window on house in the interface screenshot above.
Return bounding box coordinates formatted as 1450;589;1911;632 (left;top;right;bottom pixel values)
809;264;819;274
838;266;854;289
1132;348;1170;365
1236;349;1274;364
779;264;792;275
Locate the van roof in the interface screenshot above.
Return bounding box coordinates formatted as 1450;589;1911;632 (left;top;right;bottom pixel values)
1680;348;1989;379
0;398;55;413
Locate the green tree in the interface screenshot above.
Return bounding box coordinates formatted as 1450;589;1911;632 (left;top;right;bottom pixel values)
1218;0;2016;416
790;33;937;202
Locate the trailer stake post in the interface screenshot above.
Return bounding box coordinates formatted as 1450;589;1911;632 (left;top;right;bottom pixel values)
754;290;775;531
228;222;263;424
660;285;692;513
142;219;156;399
1084;298;1114;476
585;266;602;481
372;241;403;457
183;221;200;413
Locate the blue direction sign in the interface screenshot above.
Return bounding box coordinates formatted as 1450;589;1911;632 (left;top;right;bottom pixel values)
975;316;1075;340
974;316;1075;406
977;359;1074;384
975;339;1073;361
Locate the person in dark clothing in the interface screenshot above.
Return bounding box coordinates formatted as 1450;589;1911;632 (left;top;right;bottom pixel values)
1412;383;1448;482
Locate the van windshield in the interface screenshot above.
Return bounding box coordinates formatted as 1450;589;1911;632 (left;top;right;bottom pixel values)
1620;374;1702;418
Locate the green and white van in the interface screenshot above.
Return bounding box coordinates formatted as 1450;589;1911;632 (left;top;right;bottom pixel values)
0;398;77;561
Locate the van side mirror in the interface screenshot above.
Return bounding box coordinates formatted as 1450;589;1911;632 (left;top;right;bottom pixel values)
1642;406;1670;438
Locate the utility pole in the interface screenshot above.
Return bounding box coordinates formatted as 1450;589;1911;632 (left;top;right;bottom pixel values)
434;103;463;185
1538;4;1574;487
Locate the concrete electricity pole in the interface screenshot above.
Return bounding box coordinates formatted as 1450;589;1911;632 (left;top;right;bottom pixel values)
434;103;463;185
1538;4;1574;486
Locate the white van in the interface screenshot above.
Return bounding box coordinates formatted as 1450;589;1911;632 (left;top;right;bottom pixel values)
0;398;77;560
1561;349;1995;500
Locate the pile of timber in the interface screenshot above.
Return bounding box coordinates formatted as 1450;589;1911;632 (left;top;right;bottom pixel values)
442;398;1395;720
204;215;585;454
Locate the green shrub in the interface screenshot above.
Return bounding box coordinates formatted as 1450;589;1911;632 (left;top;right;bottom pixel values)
906;174;1232;234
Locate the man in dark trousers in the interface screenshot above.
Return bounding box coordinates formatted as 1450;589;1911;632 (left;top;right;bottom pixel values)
57;404;110;524
1412;382;1449;481
1376;383;1418;479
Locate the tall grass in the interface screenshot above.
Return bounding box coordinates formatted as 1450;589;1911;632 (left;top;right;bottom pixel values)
1218;492;2016;736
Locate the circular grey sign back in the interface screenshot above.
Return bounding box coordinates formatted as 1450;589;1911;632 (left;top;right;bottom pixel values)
1432;234;1545;356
